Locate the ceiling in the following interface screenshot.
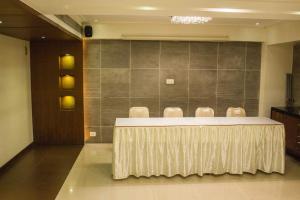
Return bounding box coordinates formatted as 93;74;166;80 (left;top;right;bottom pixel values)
0;0;79;41
71;15;281;27
20;0;300;28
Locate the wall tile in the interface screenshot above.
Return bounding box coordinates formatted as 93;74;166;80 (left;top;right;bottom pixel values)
83;40;100;68
101;40;130;68
101;97;129;113
131;41;159;68
188;97;216;116
101;112;128;126
245;71;260;99
160;41;189;69
84;98;100;126
160;98;188;117
130;69;159;98
101;97;129;126
82;40;262;143
83;68;100;97
246;42;261;70
130;98;160;117
101;68;129;97
217;70;244;96
189;70;217;97
216;96;244;116
219;42;246;69
84;126;101;143
244;99;259;116
84;40;100;55
190;42;218;69
160;69;188;98
101;126;114;143
190;42;218;55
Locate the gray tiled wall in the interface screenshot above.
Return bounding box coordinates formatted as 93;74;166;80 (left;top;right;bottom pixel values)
83;40;262;143
293;45;300;105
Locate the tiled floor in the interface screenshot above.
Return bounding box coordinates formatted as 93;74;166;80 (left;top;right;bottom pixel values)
0;145;82;200
57;144;300;200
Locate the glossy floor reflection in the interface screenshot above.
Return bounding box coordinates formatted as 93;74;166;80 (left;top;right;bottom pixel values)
56;144;300;200
0;145;82;200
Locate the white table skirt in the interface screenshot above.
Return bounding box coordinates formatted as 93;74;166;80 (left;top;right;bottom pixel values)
113;117;285;179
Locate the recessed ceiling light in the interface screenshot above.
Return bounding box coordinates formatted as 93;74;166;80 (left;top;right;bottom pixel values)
0;20;2;24
171;16;212;24
290;11;300;15
41;36;46;39
200;8;254;13
256;22;260;26
137;6;157;11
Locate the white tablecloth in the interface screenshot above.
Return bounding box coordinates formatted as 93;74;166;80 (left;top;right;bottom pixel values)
113;117;285;179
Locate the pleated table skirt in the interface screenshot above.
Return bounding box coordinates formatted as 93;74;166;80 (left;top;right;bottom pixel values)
113;125;285;179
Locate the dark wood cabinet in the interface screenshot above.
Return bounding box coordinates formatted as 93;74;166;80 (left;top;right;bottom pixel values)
271;107;300;158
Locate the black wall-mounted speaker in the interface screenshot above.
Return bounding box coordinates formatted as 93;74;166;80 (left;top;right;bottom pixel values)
84;25;93;37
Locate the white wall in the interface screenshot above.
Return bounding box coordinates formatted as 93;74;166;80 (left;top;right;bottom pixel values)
90;21;300;45
259;43;293;117
91;23;266;42
266;21;300;45
0;34;33;167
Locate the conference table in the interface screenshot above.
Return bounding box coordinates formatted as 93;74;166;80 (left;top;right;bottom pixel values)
112;117;285;180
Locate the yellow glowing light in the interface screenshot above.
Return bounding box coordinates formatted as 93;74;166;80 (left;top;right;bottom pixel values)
60;54;75;70
60;96;75;110
61;75;75;89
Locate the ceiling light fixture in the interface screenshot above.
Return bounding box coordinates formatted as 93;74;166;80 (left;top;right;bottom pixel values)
171;16;212;24
0;20;2;24
290;11;300;15
201;8;254;13
255;22;260;26
137;6;157;11
41;36;46;39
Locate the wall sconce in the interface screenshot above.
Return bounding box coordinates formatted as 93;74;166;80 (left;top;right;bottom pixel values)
59;75;75;89
60;96;75;110
59;54;75;70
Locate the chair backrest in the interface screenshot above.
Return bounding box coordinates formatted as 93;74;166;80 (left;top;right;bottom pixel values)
195;107;214;117
226;107;246;117
129;107;150;118
163;107;183;118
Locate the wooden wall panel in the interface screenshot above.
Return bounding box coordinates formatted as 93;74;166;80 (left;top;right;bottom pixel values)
0;0;79;41
30;40;84;144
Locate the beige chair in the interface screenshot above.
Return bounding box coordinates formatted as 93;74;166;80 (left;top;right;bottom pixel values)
163;107;183;118
226;107;246;117
195;107;214;117
129;107;150;118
